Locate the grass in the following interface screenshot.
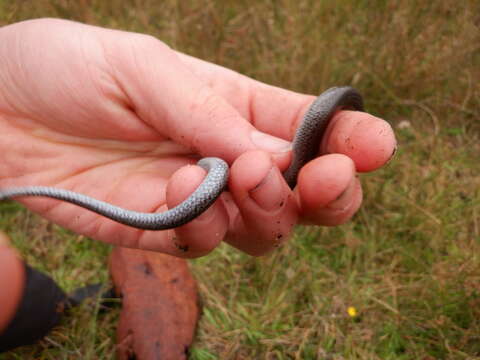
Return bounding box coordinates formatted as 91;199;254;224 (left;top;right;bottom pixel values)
0;0;479;359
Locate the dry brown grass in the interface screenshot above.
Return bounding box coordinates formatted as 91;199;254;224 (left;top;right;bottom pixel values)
0;0;479;359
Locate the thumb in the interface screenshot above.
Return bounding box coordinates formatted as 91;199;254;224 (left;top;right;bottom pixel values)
105;33;292;166
0;231;10;247
0;232;25;333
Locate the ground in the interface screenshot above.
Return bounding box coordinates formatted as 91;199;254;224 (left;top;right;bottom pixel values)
0;0;479;359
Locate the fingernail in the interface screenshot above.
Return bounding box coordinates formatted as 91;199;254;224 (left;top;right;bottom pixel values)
387;145;398;163
251;131;292;153
0;231;10;246
249;167;286;211
327;177;356;211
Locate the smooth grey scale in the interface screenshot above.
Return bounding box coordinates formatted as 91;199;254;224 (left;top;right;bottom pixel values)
282;86;364;188
0;87;364;230
0;158;229;231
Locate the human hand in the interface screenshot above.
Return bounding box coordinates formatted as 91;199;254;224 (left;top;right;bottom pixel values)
0;232;24;334
0;19;396;257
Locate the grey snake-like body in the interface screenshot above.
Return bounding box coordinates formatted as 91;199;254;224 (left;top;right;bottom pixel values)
0;87;364;230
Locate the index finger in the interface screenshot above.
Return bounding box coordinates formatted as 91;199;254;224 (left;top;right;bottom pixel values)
175;51;312;140
176;52;396;172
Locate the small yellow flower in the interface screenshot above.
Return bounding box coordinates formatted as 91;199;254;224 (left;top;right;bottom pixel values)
347;306;357;317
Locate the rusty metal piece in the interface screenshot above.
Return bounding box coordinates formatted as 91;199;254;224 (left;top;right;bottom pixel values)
109;247;199;360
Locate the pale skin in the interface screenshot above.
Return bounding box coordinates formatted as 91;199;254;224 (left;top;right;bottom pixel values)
0;18;397;323
0;18;397;333
0;233;24;334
